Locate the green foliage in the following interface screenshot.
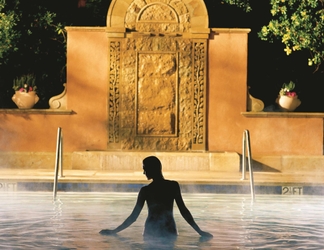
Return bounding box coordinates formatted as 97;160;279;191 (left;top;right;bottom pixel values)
220;0;324;71
0;0;20;63
258;0;324;71
279;81;296;96
221;0;252;12
0;0;66;67
13;74;37;92
0;0;113;108
0;0;69;108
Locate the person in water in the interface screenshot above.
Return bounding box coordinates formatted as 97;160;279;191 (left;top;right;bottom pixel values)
100;156;213;239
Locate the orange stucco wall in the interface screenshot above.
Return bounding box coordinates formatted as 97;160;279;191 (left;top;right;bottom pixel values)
65;27;108;151
0;27;322;156
0;114;69;152
207;29;323;155
0;27;109;152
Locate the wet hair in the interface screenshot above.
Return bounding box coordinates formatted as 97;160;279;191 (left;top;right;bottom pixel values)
143;156;162;177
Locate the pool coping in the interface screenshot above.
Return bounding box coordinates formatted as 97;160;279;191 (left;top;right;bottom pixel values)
0;169;324;195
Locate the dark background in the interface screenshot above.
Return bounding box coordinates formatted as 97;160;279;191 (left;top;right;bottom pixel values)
68;0;324;112
1;0;323;111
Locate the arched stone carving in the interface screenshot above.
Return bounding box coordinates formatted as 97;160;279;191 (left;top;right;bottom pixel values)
107;0;208;31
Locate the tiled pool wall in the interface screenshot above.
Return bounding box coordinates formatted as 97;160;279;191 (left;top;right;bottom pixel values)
1;182;324;195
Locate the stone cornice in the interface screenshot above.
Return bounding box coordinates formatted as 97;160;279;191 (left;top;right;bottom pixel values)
241;112;324;118
211;28;251;34
0;109;74;115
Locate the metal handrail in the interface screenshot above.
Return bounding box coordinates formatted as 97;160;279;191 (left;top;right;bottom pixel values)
53;127;64;199
241;129;255;202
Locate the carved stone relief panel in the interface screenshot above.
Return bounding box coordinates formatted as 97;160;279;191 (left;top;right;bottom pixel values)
107;0;207;151
136;52;178;137
108;36;207;151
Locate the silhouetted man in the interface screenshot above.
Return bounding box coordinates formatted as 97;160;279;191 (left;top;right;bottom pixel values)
100;156;213;240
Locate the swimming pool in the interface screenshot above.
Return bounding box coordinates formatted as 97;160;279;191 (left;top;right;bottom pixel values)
0;192;323;249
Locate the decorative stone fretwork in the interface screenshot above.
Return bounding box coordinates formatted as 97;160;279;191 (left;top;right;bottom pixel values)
49;83;67;110
192;41;206;149
108;40;121;144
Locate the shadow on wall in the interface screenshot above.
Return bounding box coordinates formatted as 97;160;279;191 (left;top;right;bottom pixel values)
239;155;281;172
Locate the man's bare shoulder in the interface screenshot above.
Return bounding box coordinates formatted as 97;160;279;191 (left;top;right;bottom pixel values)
144;179;179;188
165;179;179;185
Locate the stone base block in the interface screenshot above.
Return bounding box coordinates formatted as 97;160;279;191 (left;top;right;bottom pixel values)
71;151;240;172
0;152;72;169
253;155;324;173
1;151;323;174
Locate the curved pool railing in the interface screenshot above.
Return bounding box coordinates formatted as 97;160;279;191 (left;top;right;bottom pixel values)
53;127;64;199
241;129;255;202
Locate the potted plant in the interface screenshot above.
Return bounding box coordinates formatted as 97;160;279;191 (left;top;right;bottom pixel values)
12;74;39;109
275;81;301;112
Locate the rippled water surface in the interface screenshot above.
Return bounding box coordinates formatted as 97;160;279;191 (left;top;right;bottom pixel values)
0;192;323;249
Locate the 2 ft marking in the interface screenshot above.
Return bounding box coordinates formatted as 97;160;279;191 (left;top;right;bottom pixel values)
0;182;17;192
282;186;303;195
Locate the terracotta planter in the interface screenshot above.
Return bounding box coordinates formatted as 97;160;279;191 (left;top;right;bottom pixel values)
12;91;39;109
276;95;301;112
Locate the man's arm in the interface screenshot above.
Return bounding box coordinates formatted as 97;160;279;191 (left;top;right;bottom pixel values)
100;188;146;235
174;182;213;238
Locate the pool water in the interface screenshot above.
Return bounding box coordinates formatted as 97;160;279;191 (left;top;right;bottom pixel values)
0;192;323;249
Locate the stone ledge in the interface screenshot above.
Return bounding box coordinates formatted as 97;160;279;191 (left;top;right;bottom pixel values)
65;26;106;32
211;28;251;34
0;109;74;115
241;112;324;118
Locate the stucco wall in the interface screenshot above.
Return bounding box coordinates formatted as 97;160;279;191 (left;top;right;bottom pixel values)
0;27;322;158
65;27;108;151
207;28;323;156
0;27;109;153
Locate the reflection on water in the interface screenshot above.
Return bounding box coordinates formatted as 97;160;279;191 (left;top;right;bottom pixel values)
0;192;323;249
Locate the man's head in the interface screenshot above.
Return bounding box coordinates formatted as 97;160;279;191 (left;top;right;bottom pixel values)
143;156;163;180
